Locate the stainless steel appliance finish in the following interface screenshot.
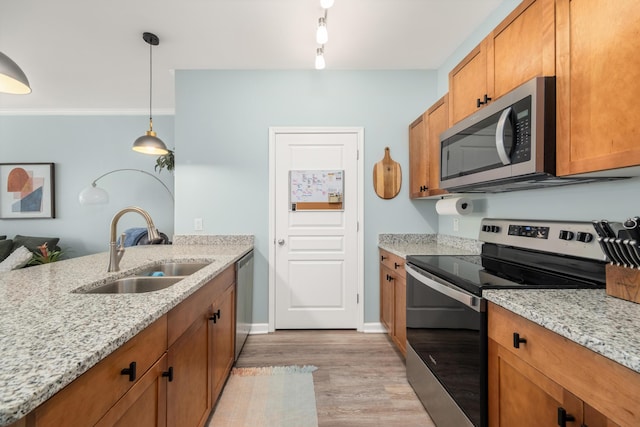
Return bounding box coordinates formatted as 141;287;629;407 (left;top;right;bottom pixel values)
406;219;607;427
235;250;254;361
439;77;613;193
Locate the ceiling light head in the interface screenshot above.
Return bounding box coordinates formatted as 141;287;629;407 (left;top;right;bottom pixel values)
315;48;326;70
0;51;31;95
316;17;328;44
133;32;168;155
320;0;335;9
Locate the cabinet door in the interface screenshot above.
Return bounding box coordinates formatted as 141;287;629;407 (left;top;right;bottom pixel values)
392;274;406;356
426;95;449;196
379;263;393;334
488;338;582;427
211;283;236;405
408;112;429;199
489;0;555;100
556;0;640;175
449;39;489;124
167;315;211;427
95;355;168;427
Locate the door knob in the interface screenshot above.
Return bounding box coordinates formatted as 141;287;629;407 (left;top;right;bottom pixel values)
278;239;285;246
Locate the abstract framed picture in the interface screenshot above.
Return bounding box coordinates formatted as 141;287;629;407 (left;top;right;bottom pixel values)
0;163;55;219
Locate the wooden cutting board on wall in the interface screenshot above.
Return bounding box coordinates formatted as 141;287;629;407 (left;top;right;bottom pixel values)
373;147;402;199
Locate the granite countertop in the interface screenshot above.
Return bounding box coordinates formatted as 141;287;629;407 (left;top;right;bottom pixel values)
484;289;640;375
0;236;253;426
378;233;482;257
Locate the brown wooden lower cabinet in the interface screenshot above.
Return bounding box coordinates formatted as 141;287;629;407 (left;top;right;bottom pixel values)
379;249;406;356
96;355;168;427
210;284;236;404
20;265;237;427
488;302;629;427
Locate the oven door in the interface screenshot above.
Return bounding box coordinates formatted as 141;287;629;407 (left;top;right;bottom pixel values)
405;263;487;427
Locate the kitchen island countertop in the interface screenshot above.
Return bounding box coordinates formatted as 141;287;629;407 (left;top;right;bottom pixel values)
0;236;253;426
484;289;640;375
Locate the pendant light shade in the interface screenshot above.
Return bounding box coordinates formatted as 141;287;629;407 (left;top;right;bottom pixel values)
133;32;168;156
0;51;31;95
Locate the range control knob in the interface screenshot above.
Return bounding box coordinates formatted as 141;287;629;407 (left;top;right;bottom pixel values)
491;225;501;233
576;232;593;243
559;230;575;241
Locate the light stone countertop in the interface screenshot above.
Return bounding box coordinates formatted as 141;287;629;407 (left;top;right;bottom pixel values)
484;289;640;375
378;233;482;258
0;236;253;426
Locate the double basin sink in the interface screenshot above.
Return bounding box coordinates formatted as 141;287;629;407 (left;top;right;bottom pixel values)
81;262;211;294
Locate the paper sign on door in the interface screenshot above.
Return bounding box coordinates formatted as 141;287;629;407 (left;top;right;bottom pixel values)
289;170;344;211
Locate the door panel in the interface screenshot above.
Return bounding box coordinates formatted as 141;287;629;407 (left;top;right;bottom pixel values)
273;129;360;329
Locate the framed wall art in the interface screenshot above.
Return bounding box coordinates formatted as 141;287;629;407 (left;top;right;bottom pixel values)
0;163;55;219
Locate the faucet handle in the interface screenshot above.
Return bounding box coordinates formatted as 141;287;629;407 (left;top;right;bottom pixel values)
118;233;126;250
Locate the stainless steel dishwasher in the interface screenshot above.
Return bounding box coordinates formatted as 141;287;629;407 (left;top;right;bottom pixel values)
235;250;253;360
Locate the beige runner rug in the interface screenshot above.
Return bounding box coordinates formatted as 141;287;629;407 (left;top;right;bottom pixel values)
208;365;319;427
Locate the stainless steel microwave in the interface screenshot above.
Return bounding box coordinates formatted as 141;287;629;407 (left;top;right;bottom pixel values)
440;77;566;193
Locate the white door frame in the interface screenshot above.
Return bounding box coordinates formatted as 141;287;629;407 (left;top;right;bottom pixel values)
268;126;364;332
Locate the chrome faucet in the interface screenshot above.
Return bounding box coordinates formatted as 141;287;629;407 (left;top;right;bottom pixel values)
108;206;162;272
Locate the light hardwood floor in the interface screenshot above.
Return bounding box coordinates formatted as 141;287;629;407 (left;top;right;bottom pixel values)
233;330;435;427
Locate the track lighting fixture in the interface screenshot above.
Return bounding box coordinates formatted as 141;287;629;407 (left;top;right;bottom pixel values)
320;0;334;9
315;48;326;70
316;17;328;44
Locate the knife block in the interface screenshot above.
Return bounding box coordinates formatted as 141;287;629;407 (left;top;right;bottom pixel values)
605;264;640;304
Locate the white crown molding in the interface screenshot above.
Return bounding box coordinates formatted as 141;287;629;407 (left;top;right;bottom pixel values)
0;108;175;116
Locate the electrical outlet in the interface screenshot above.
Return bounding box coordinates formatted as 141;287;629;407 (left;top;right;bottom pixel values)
194;218;203;231
453;218;459;232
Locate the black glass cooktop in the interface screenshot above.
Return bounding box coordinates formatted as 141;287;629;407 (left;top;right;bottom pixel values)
407;245;606;297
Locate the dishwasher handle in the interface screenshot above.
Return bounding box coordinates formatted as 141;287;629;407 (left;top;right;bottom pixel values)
405;264;482;312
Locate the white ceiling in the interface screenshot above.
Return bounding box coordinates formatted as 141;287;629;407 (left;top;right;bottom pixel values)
0;0;504;113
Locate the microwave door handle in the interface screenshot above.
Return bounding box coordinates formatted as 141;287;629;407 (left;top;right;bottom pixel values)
495;107;513;165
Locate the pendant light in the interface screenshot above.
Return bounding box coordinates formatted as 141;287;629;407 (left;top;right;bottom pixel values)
132;32;168;156
316;17;328;44
0;51;31;94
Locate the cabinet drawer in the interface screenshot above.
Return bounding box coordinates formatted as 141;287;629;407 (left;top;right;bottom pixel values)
34;315;168;427
488;302;640;426
167;265;235;346
379;249;405;277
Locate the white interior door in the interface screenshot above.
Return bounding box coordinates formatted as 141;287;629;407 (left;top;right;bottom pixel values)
269;128;362;330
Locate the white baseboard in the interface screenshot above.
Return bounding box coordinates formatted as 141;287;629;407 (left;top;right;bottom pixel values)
362;322;386;333
249;323;270;335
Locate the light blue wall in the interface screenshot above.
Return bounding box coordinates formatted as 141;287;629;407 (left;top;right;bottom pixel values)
0;115;175;256
174;70;439;324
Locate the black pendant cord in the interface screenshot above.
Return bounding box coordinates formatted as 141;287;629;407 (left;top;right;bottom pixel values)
149;40;153;127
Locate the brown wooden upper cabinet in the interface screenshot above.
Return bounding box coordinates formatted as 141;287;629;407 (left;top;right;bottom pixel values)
408;95;449;199
448;0;555;125
408;112;429;198
555;0;640;176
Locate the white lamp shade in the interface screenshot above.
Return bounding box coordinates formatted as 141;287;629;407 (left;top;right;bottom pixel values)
315;50;326;70
320;0;334;8
0;51;31;95
78;185;109;205
316;19;328;44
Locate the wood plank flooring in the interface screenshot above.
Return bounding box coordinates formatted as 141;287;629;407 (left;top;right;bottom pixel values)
233;330;435;427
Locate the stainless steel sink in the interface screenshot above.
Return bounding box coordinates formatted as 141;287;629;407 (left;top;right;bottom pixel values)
82;276;184;294
135;262;210;277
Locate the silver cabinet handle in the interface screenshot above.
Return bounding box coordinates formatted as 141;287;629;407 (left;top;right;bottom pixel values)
277;239;285;246
495;106;513;165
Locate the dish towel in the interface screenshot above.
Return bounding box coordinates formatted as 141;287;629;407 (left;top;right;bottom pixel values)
116;228;148;247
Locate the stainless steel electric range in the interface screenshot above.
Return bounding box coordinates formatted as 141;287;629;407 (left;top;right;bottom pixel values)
405;218;607;427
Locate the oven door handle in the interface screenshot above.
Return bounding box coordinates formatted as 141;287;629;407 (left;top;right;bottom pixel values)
406;264;482;312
